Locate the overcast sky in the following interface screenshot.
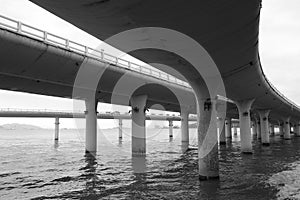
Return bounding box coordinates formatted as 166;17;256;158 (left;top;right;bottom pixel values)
0;0;299;128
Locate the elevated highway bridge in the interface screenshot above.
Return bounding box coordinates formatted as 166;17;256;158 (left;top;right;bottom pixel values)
1;0;300;179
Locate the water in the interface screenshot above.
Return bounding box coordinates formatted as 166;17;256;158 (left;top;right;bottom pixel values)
0;128;300;200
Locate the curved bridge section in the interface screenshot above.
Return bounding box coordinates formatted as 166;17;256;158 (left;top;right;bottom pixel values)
28;0;300;121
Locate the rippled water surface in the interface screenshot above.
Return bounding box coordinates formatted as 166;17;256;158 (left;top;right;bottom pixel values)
1;127;300;199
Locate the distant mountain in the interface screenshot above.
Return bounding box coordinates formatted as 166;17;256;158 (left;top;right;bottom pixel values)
0;123;43;130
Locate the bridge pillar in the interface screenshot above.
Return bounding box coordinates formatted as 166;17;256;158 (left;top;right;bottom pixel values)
258;110;270;146
252;120;257;136
236;99;255;154
130;95;147;156
54;117;59;141
295;122;300;137
119;119;123;139
169;120;173;138
85;98;98;154
284;117;291;140
233;126;238;136
181;110;189;144
270;124;275;136
225;118;232;140
256;120;261;140
218;118;226;145
198;98;219;180
279;123;284;137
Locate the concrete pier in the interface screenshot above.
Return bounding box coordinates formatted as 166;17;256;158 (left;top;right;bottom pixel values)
284;117;291;140
169;120;173;138
252;120;257;136
233;126;238;136
279;123;284;137
119;119;123;139
54;117;59;141
257;120;261;140
181;110;189;144
236;99;255;154
258;110;270;146
130;95;147;156
295;122;300;137
270;124;275;136
225;118;232;140
85;98;98;154
198;98;219;180
218;118;226;145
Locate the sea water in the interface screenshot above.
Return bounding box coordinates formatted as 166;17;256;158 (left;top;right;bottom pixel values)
0;127;300;199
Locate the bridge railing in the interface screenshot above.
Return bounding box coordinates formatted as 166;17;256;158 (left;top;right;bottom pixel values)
0;14;190;88
0;108;84;114
265;77;299;111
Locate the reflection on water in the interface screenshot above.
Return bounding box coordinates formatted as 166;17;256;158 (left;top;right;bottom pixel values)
132;156;146;174
53;140;59;149
181;141;189;153
1;128;300;199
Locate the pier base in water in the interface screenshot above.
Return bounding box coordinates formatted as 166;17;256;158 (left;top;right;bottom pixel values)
236;99;255;154
54;117;59;141
130;95;147;156
85;98;97;154
181;110;189;144
218;118;226;145
284;117;291;140
225;118;232;140
258;110;270;146
169;120;173;138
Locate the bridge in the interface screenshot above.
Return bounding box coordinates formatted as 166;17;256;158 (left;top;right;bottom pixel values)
0;13;239;156
0;108;197;140
1;0;300;180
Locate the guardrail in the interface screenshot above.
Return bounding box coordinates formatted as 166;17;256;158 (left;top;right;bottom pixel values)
0;14;190;88
265;77;299;110
257;57;300;111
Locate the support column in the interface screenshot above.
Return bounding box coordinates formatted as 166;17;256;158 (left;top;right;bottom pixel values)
257;119;261;140
258;110;270;146
218;117;226;145
233;126;238;136
279;123;284;137
169;120;173;138
236;99;255;154
252;120;257;136
181;110;189;143
119;119;123;139
85;98;98;154
284;117;291;140
270;124;275;136
54;117;59;141
295;121;300;137
198;98;219;180
130;95;147;156
225;118;232;140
